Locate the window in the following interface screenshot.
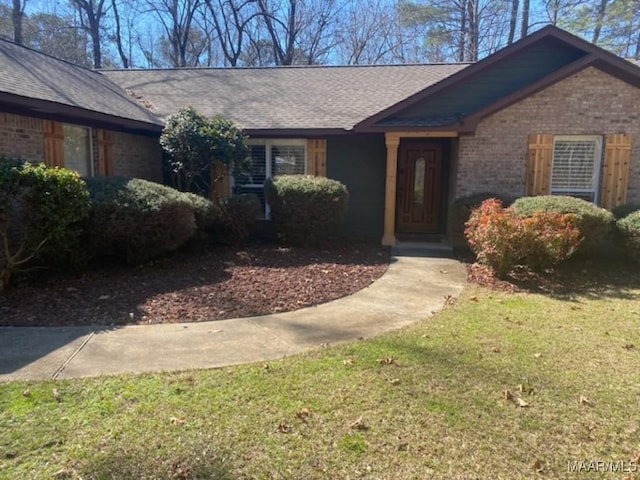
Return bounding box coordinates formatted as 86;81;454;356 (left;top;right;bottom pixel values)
63;124;93;177
550;135;602;203
233;139;306;216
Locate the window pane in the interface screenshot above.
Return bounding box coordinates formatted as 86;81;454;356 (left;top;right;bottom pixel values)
413;157;425;206
551;136;602;202
63;124;91;176
272;145;305;176
234;145;267;216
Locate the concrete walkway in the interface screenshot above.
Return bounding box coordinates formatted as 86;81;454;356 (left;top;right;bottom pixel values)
0;255;466;382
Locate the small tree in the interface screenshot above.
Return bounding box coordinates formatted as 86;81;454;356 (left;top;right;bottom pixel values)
160;107;248;200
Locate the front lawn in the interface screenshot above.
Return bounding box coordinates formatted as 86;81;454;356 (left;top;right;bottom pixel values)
1;269;639;479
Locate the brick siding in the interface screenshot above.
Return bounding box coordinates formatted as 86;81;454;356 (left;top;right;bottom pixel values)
111;131;163;182
456;66;640;205
0;113;44;162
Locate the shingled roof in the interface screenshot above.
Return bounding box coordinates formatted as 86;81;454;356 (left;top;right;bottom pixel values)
101;64;469;133
0;39;163;131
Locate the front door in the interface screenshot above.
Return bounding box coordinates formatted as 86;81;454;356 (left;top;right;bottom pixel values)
396;141;443;233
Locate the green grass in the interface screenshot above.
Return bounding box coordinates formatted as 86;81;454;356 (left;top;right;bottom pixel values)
1;283;640;479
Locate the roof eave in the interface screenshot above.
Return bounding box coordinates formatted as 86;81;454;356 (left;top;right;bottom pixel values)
0;92;164;134
243;127;351;137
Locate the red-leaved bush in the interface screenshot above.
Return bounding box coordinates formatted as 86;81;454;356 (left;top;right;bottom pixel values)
465;199;582;277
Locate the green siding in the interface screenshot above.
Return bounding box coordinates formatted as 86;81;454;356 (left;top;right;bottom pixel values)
387;38;587;121
327;134;386;239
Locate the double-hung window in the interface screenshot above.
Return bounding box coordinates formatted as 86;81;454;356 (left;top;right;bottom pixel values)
62;124;93;177
233;139;306;217
550;135;602;203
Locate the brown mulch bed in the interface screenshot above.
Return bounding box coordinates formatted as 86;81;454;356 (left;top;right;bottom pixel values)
462;253;640;296
0;243;389;327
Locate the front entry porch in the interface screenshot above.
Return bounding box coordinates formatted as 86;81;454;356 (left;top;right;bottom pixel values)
382;131;457;246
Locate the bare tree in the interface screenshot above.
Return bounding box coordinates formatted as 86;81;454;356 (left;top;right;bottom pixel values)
69;0;109;68
507;0;518;43
204;0;259;66
145;0;206;67
12;0;27;44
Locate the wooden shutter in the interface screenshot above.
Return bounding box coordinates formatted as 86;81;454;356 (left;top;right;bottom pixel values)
43;120;64;168
306;139;327;176
97;129;114;176
599;134;631;209
526;134;553;196
211;162;230;203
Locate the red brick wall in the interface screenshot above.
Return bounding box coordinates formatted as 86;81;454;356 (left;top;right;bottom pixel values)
0;113;44;162
111;131;163;182
456;67;640;205
0;111;162;183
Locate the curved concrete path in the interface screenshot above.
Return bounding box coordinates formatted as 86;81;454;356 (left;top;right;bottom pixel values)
0;255;466;382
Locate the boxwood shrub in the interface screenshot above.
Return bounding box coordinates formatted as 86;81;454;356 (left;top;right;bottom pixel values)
214;193;262;244
449;192;513;249
511;195;615;255
265;175;348;245
612;203;640;220
184;192;220;231
617;211;640;264
0;159;90;288
84;176;196;265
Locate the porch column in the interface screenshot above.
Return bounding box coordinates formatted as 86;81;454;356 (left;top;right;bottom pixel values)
382;133;400;246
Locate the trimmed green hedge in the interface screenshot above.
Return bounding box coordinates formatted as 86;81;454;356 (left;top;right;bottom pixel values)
511;196;615;255
0;159;90;288
450;192;513;249
265;175;348;245
184;192;220;231
84;176;196;265
214;193;261;244
612;203;640;220
617;211;640;264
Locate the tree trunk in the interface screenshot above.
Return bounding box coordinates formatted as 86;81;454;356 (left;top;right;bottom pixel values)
11;0;25;44
521;0;530;37
591;0;609;44
111;0;129;68
508;0;519;44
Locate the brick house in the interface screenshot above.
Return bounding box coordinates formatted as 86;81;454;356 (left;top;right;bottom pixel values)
1;26;639;245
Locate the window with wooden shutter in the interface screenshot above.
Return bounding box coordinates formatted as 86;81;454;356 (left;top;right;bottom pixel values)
600;134;631;209
43;120;64;168
97;129;113;176
550;135;602;203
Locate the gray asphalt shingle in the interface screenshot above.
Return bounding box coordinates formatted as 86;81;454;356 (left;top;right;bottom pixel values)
0;39;162;126
102;64;469;131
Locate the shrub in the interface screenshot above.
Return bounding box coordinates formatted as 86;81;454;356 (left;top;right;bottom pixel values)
184;192;220;230
265;175;349;245
465;199;581;277
511;195;615;255
214;193;261;244
84;176;196;265
449;192;513;249
612;203;640;220
617;211;640;264
0;159;90;288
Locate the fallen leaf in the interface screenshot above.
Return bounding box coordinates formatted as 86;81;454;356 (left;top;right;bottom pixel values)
296;408;311;420
503;390;513;401
262;363;270;371
389;378;401;385
343;358;354;366
439;269;448;274
623;343;635;350
277;422;292;433
532;460;544;472
533;353;542;358
491;346;500;353
377;357;397;365
52;388;61;403
170;417;185;426
579;395;593;407
22;389;30;397
350;416;367;430
469;296;479;302
516;397;530;408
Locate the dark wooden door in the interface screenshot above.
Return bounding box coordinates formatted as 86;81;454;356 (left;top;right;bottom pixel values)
396;142;442;233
